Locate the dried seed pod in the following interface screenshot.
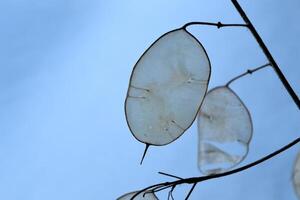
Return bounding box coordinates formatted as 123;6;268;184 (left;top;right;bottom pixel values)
197;86;252;174
117;191;158;200
293;152;300;199
125;28;211;152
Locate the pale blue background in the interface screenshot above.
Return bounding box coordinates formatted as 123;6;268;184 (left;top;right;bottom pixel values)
0;0;299;199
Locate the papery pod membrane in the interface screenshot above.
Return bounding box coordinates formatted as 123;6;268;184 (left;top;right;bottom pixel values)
117;191;158;200
293;152;300;199
125;28;211;147
197;86;252;175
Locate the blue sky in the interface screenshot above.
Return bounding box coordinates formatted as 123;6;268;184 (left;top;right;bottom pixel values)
0;0;299;199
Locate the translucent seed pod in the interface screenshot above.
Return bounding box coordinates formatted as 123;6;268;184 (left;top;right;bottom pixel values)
125;28;211;154
117;191;158;200
293;152;300;199
197;86;253;174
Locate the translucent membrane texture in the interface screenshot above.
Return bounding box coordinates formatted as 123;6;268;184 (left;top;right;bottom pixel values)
293;152;300;199
125;29;210;146
117;191;158;200
197;86;252;174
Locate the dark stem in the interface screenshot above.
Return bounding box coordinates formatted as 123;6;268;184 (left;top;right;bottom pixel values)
196;137;300;181
159;171;183;180
182;21;247;29
231;0;300;109
225;63;271;86
185;183;197;200
168;186;175;200
152;185;173;193
130;137;300;199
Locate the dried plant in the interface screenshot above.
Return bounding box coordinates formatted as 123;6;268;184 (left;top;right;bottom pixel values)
119;0;300;199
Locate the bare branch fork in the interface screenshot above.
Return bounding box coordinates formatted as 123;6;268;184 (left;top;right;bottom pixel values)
231;0;300;110
182;1;300;110
130;1;300;199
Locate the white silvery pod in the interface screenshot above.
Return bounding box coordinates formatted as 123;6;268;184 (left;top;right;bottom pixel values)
293;152;300;199
125;28;211;162
197;86;252;175
117;191;158;200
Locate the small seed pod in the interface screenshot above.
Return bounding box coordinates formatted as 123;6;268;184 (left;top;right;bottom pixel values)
197;86;253;174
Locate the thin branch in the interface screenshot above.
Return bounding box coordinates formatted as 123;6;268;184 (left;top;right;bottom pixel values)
182;21;248;29
198;137;300;181
185;183;197;200
152;185;174;193
231;0;300;109
130;137;300;199
159;172;183;180
168;186;175;200
225;63;271;86
143;185;171;196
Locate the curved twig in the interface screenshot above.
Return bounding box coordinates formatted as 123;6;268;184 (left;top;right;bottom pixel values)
182;21;248;29
130;137;300;199
225;63;271;86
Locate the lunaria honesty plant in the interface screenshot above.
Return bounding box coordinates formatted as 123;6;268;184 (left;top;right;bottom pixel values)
197;86;253;174
125;28;211;163
293;152;300;199
121;0;300;199
117;191;158;200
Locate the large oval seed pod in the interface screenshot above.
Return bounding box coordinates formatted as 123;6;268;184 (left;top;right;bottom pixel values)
293;151;300;199
197;86;252;174
125;28;211;163
117;191;158;200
